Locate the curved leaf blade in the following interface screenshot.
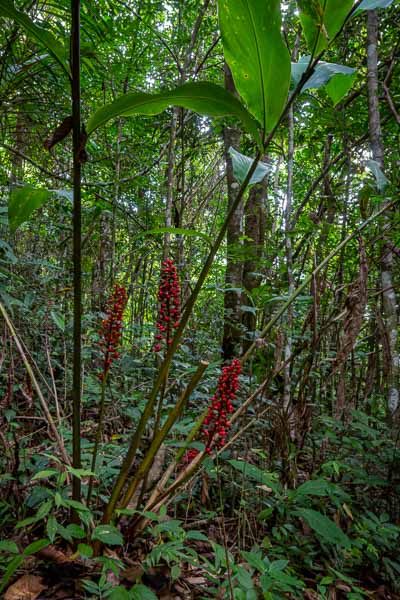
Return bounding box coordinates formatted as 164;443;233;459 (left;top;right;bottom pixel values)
0;0;70;78
87;82;260;143
8;186;52;233
218;0;290;133
297;0;353;55
228;147;270;184
295;508;350;547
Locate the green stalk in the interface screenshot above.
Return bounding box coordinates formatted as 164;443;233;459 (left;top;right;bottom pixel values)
101;152;261;524
120;360;208;509
71;0;82;505
87;372;108;505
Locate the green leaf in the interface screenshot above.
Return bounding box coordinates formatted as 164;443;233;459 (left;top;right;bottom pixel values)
133;227;211;244
47;515;58;543
31;469;59;481
8;186;52;233
0;555;24;594
357;0;394;9
294;478;334;499
186;530;209;542
50;311;65;331
297;0;353;55
66;524;86;539
87;82;260;143
0;1;70;78
228;148;270;184
91;525;123;546
130;584;158;600
292;56;356;92
218;0;290;133
77;543;93;558
294;508;350;547
23;538;51;555
228;459;280;493
0;540;19;554
325;72;356;105
109;587;131;600
365;159;389;192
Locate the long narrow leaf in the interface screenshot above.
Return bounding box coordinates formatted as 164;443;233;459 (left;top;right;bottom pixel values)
0;0;70;78
87;82;261;144
218;0;291;133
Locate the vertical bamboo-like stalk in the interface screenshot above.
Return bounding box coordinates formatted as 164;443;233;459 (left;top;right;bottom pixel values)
71;0;82;503
367;9;399;417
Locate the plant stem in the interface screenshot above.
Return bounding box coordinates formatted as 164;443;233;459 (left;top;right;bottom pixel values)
87;373;108;505
71;0;82;504
102;153;261;523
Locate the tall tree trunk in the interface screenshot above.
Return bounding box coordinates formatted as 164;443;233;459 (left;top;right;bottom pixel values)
242;163;267;351
222;64;243;360
71;0;82;503
163;108;178;260
367;10;399;417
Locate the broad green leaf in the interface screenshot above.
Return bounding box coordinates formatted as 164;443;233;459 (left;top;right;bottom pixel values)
77;543;93;558
87;82;260;143
109;587;131;600
130;584;158;600
228;148;270;184
228;459;280;493
66;524;86;539
0;1;70;78
50;311;65;331
365;159;389;192
325;72;356;105
31;469;59;481
294;478;332;498
0;555;24;593
218;0;290;133
8;186;52;233
23;538;51;555
357;0;394;9
0;540;19;553
297;0;353;55
133;227;211;244
47;515;58;543
294;508;350;547
91;524;123;546
292;56;356;92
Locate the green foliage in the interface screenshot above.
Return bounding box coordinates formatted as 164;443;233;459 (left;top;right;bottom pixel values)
297;0;354;55
0;0;70;77
218;0;291;133
8;186;52;233
87;82;260;142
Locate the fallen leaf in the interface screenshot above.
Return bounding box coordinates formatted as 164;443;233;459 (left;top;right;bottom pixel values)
4;575;45;600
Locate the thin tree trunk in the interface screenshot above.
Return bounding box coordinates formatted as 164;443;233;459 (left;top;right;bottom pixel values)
71;0;82;503
222;63;243;360
163;108;178;260
367;10;399;416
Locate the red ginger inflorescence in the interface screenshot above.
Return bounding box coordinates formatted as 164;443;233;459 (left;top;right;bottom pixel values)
185;358;241;462
98;284;128;381
153;258;180;353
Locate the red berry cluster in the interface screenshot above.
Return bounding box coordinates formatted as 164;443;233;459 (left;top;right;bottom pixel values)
185;358;241;463
98;284;128;381
153;258;180;353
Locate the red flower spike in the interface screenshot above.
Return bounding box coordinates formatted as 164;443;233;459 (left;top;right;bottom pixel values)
153;258;181;352
98;284;127;381
183;358;241;464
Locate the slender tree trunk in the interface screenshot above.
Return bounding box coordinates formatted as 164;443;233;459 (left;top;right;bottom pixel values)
283;107;295;435
367;10;399;416
71;0;82;503
242;163;267;351
163;108;178;260
222;64;243;360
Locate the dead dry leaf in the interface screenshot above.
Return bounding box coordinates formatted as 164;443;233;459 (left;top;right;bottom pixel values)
4;574;45;600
